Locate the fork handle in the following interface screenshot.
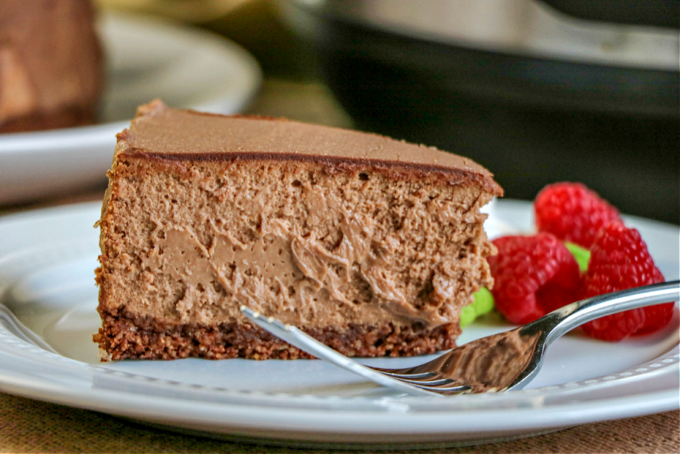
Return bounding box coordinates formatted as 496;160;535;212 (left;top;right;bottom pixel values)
524;281;680;346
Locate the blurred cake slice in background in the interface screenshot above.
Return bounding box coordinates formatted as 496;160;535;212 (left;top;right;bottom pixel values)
0;0;103;133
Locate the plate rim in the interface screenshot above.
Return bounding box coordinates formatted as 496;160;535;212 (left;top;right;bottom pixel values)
0;350;676;437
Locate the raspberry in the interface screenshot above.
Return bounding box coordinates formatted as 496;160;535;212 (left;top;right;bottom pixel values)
487;233;581;325
580;221;674;341
534;182;620;248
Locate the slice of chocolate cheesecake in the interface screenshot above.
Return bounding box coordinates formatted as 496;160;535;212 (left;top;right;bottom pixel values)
94;100;503;361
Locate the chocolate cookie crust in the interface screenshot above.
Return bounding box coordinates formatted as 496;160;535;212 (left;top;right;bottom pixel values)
95;307;460;361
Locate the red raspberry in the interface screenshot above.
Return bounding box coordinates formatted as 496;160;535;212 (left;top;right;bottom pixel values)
488;233;581;325
580;221;674;341
534;182;620;248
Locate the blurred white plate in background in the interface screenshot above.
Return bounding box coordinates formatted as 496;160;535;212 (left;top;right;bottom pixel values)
0;13;261;205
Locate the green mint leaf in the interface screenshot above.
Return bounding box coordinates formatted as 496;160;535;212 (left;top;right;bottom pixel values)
565;242;591;273
460;287;495;328
473;287;495;315
459;305;477;329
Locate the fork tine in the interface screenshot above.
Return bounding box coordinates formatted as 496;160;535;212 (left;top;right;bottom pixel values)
410;383;472;395
370;369;437;379
240;306;442;397
392;376;456;387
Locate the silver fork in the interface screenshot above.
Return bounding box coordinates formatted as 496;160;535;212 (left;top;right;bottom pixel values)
241;281;679;397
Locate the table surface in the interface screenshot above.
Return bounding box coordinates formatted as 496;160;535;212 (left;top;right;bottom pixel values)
1;79;678;454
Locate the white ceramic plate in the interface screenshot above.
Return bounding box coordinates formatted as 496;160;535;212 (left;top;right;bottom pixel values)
0;13;261;205
0;200;677;448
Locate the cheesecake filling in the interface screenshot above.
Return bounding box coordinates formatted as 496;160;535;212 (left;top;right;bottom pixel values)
145;210;488;329
101;158;494;332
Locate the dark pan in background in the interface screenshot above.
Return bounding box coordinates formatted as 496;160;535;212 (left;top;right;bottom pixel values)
540;0;680;29
278;0;679;224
